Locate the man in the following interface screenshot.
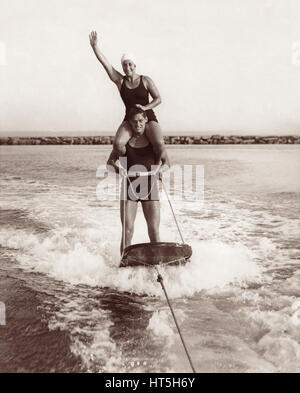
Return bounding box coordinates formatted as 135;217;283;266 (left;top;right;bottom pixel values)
106;107;170;254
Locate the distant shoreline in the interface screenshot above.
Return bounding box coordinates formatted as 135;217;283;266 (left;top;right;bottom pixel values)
0;135;299;145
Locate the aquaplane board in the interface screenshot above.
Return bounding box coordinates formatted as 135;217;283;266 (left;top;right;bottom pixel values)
120;242;192;267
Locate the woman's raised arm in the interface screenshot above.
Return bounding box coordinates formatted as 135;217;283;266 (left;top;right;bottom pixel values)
89;31;123;87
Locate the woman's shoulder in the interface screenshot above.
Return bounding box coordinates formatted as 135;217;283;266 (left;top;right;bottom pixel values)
141;75;152;83
141;75;155;89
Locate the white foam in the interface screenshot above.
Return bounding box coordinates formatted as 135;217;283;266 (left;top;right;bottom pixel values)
258;237;277;254
248;302;300;372
147;309;175;337
0;226;261;297
257;335;300;372
291;301;300;327
48;300;125;373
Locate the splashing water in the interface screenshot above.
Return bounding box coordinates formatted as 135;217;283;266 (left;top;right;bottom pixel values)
0;145;299;373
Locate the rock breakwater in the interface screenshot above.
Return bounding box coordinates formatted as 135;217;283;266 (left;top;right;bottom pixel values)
0;135;299;145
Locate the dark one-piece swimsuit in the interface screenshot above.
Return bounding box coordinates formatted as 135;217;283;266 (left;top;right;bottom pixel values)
120;75;158;123
120;141;160;202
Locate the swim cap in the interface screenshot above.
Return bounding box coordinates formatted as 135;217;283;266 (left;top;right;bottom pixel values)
121;53;136;65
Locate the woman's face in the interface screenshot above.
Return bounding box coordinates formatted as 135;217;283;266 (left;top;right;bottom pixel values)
122;60;136;76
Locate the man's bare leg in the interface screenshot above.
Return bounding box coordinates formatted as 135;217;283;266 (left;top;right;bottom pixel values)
141;200;160;242
120;199;138;255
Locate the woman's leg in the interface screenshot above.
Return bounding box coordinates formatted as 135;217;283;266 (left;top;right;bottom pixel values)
145;121;170;167
114;121;132;156
120;199;138;255
141;201;160;242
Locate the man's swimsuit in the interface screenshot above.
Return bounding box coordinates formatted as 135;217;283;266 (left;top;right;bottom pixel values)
120;141;159;202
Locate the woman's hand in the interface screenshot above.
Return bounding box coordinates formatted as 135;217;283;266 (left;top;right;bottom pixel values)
89;31;98;48
135;104;146;111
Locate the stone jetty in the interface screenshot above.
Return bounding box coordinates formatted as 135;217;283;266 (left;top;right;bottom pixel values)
0;135;299;145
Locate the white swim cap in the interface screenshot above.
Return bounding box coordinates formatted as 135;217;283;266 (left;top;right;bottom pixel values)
121;53;136;65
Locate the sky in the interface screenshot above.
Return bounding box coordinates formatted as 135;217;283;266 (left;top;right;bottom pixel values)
0;0;300;135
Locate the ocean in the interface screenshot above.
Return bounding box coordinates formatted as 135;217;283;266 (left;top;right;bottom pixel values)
0;145;299;373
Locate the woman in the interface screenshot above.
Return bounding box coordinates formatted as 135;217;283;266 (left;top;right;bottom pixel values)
89;31;168;166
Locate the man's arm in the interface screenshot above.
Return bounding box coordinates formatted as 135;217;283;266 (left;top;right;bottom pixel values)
106;149;121;174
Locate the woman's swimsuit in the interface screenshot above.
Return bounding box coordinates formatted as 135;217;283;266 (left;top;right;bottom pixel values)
120;141;159;202
120;75;158;123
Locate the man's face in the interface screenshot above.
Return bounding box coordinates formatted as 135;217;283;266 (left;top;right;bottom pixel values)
129;113;147;136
